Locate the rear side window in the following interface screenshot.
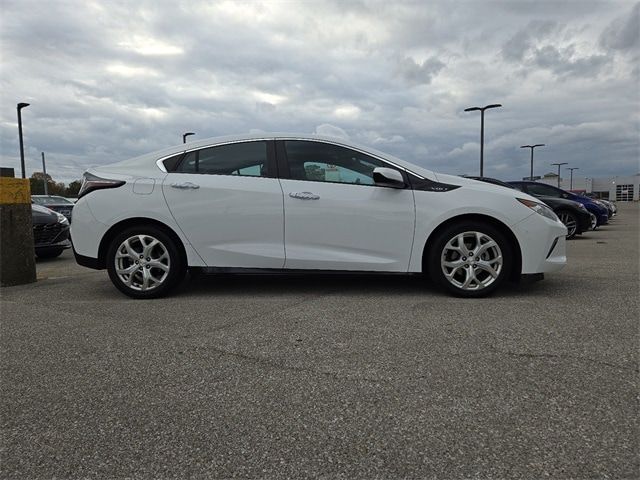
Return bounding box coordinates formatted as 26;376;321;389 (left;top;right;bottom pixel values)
176;141;268;177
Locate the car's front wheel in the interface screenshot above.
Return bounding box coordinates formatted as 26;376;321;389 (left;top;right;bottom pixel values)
427;221;512;297
106;226;185;299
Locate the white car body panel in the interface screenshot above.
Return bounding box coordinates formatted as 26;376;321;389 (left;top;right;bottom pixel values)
280;179;415;271
162;173;286;268
70;133;567;282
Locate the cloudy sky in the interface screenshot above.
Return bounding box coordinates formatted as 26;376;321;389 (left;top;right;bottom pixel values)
1;0;638;183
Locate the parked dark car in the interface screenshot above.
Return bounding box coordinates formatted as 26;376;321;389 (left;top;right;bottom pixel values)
32;204;71;258
31;195;74;222
466;177;592;238
508;181;609;227
583;194;617;218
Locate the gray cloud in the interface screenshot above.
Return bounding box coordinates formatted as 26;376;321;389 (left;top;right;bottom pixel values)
600;2;640;51
0;0;638;184
396;56;445;85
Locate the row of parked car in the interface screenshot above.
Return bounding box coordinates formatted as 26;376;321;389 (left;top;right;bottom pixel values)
466;177;616;238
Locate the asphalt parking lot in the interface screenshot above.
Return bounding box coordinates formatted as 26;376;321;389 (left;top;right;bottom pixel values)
1;203;638;479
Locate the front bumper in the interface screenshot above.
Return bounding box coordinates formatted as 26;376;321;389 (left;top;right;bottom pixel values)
512;213;567;275
576;210;593;234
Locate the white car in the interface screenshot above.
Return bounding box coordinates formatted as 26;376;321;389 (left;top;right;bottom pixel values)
71;133;567;298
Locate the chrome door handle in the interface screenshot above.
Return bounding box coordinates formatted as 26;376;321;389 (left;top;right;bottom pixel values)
289;191;320;200
171;182;200;189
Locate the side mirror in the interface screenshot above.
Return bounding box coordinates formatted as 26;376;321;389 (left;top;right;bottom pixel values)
562;193;569;199
373;167;405;188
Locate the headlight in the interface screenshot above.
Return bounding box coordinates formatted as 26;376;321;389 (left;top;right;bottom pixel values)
56;212;69;225
517;198;559;222
577;203;587;210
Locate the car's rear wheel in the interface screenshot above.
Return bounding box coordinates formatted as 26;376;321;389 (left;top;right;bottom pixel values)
557;210;578;239
427;222;512;298
106;226;185;299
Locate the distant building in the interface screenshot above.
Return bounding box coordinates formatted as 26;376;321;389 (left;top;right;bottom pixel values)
536;174;639;201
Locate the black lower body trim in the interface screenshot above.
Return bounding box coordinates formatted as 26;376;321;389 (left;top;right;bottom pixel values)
73;247;102;270
520;273;544;283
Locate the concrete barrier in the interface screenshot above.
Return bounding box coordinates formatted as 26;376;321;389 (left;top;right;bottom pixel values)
1;177;36;286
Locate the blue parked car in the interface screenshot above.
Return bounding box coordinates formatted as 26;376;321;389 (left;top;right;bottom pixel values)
509;181;609;227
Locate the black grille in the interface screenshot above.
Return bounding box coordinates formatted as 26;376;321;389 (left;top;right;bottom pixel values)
33;223;67;245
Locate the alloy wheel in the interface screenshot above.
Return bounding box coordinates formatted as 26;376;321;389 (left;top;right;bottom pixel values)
440;231;503;291
114;235;170;292
558;212;577;237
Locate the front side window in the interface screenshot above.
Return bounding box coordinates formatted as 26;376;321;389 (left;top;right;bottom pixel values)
177;141;267;177
284;140;395;186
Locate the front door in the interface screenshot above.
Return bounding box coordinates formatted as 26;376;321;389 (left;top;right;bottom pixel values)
278;140;415;271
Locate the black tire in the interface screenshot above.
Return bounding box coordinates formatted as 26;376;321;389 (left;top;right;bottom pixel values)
36;248;64;259
556;210;578;239
426;221;512;298
106;225;186;299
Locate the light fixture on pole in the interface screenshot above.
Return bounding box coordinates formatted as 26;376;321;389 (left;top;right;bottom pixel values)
520;144;545;180
551;162;568;188
182;132;195;144
17;102;30;179
464;103;502;177
567;167;579;190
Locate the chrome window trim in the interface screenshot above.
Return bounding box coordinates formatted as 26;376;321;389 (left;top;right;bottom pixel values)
155;136;426;180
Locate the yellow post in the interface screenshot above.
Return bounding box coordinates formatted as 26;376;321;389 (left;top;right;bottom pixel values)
0;177;36;286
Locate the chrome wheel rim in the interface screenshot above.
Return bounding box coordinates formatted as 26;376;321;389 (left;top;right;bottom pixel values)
441;231;503;291
558;212;577;237
114;235;170;292
589;214;597;230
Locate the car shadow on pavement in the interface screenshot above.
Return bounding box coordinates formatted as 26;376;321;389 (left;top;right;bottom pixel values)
173;272;551;298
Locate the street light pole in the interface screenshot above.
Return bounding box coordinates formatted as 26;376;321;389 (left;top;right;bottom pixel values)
17;102;30;179
182;132;195;144
551;162;568;188
567;167;579;190
464;104;502;177
41;152;48;195
520;144;545;180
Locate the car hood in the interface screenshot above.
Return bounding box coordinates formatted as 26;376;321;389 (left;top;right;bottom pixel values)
32;204;59;224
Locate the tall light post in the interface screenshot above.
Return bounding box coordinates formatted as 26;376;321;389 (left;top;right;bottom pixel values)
464;103;502;177
41;152;48;195
520;144;545;180
182;132;195;144
551;162;568;188
567;167;579;190
17;102;30;178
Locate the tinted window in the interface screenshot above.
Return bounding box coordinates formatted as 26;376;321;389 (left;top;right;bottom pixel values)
284;141;395;186
526;183;563;197
177;141;267;177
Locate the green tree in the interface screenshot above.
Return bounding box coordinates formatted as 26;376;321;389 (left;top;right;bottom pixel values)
29;172;72;197
65;180;82;197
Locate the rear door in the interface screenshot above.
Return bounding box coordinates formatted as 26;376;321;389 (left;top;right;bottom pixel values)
277;140;415;271
162;140;286;268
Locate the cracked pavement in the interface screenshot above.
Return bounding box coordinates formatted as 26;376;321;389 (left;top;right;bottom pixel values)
1;203;638;479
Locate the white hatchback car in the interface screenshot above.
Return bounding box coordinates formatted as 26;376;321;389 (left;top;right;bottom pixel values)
71;133;567;298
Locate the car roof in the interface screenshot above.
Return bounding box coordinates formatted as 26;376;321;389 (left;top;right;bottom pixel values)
99;132;437;180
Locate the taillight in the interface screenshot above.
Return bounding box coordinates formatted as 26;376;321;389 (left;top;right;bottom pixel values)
78;172;125;199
